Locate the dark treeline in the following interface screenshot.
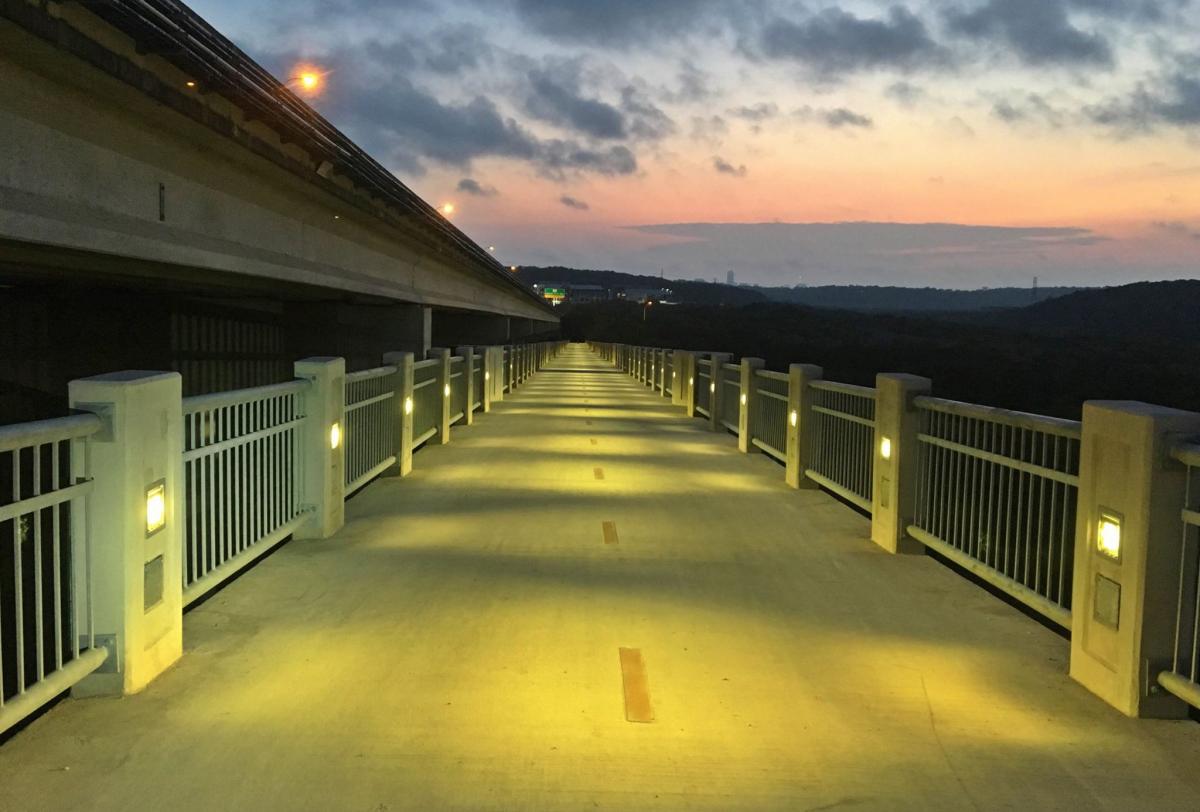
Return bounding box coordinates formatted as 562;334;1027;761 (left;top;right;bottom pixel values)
563;282;1200;419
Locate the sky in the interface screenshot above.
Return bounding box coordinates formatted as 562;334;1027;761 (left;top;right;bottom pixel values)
188;0;1200;287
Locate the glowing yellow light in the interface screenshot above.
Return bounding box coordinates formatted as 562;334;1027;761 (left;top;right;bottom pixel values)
740;393;747;406
404;397;413;415
689;377;694;386
145;482;166;535
790;410;798;427
485;371;490;380
1097;513;1122;560
185;80;196;88
488;246;496;252
441;202;455;216
880;437;893;460
444;384;451;398
300;72;320;90
329;422;341;450
710;382;715;393
509;265;518;272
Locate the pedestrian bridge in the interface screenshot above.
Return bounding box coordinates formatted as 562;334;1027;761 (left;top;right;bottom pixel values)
2;344;1200;810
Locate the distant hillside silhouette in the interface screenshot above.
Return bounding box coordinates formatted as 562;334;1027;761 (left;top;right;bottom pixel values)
981;280;1200;341
517;265;1080;311
564;279;1200;419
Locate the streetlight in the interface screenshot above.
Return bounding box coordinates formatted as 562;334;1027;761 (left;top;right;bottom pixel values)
286;65;328;96
441;202;456;216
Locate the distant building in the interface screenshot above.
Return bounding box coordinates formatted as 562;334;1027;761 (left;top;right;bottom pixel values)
532;282;609;306
727;270;735;285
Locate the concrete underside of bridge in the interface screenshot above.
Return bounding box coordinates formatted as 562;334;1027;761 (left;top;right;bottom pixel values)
3;345;1199;811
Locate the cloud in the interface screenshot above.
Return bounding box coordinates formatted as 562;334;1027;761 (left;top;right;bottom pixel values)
525;66;627;139
990;93;1067;127
690;115;729;143
794;106;874;128
559;194;591;210
457;177;498;197
1152;220;1200;240
512;0;720;46
622;221;1111;286
885;81;926;106
944;0;1113;67
1085;66;1200;132
713;156;748;177
728;102;780;122
537;142;638;179
620;86;677;140
758;7;946;76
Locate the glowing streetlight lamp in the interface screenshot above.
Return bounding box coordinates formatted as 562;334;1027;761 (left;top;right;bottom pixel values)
440;202;456;216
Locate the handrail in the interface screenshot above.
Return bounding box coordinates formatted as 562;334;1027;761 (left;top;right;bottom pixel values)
916;396;1081;439
0;412;103;452
183;379;308;414
345;365;398;384
810;380;876;398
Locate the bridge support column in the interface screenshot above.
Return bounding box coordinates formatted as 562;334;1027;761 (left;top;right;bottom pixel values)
294;357;346;539
708;353;732;432
381;351;415;477
1069;401;1200;718
870;373;931;554
68;371;184;697
786;364;823;489
457;346;475;426
429;348;452;444
738;357;765;453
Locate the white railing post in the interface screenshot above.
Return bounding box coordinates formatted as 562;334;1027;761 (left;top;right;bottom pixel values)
677;351;696;415
870;373;931;554
68;371;184;696
430;347;452;444
708;352;732;432
294;357;346;539
738;357;765;453
484;346;499;409
457;345;475;426
382;351;414;477
1069;401;1200;717
785;364;823;489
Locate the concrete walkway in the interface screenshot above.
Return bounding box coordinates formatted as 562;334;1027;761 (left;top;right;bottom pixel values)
3;344;1200;811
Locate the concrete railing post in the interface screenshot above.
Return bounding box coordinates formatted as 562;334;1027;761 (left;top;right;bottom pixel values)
708;353;732;432
482;346;496;412
430;348;452;444
381;351;415;477
1069;401;1200;718
785;364;823;489
293;357;346;539
457;345;474;426
677;351;696;416
671;351;685;406
68;371;184;696
870;373;931;554
738;357;765;453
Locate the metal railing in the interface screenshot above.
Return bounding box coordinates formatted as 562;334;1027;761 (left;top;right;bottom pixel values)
344;366;398;495
908;397;1081;629
471;354;484;411
806;381;876;512
412;358;441;449
1161;442;1200;709
695;358;712;416
1;414;108;735
181;380;309;606
750;370;789;462
719;362;740;432
449;357;467;426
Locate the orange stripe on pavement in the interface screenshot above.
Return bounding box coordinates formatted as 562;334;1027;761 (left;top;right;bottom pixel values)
618;648;654;723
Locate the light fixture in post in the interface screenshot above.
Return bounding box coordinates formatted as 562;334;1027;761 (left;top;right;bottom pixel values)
1096;510;1122;561
145;480;166;536
444;383;451;398
880;436;893;461
740;393;747;406
710;382;715;393
329;422;341;450
790;410;798;427
404;397;413;415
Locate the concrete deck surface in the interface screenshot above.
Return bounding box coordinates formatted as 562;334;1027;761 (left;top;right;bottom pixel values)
2;344;1200;811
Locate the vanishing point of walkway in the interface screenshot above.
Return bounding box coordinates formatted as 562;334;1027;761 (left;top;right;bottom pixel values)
2;345;1199;810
